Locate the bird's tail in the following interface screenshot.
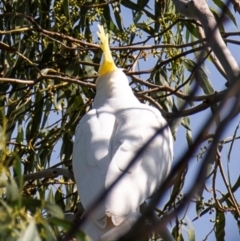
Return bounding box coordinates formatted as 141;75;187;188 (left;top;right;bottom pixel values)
81;211;140;241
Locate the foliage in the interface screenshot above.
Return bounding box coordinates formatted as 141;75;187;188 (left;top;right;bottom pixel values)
0;0;239;240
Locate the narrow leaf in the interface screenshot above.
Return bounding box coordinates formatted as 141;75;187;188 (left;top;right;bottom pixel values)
213;0;237;26
111;2;123;30
186;219;196;241
215;211;225;241
227;121;239;161
18;220;41;241
45;202;64;219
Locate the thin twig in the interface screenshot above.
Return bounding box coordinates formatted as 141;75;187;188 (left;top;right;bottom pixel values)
216;148;240;216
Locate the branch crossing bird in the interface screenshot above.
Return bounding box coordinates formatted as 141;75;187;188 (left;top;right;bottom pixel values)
72;25;173;241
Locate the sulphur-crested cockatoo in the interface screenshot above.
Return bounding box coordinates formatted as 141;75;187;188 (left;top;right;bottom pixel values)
72;25;173;241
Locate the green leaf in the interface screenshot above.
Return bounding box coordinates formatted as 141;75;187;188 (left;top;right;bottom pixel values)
79;8;88;31
16;123;24;144
154;67;173;111
28;86;44;143
137;0;150;10
213;0;237;26
47;188;55;204
48;217;73;230
183;59;220;125
181;116;193;147
215;211;225;241
183;59;215;94
195;196;204;218
41;98;52;129
63;0;70;21
111;2;123;31
225;197;238;222
13;153;23;202
40;43;53;66
64;84;85;116
184;21;200;39
121;0;154;19
172;224;184;241
186;219;195;241
136;23;155;35
186;129;193;147
183;79;194;107
60;133;73;163
133;11;143;24
170;117;182;140
210;9;225;33
82;54;97;77
102;3;119;34
40;219;56;241
6;178;19;202
164;167;187;211
66;59;81;76
10;198;64;220
18;220;41;241
54;88;66;111
154;0;161;43
181;116;191;131
45;202;64;219
55;186;65;211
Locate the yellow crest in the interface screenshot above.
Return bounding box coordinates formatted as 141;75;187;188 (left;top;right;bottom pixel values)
97;25;117;76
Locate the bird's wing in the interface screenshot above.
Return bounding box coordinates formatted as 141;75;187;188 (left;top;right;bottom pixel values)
110;106;166;174
74;109;107;167
113;130;144;173
72;108;116;225
104;106;173;219
109;108;145;174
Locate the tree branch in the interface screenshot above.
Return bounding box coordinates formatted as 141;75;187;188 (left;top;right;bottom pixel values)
22;168;75;182
172;0;240;85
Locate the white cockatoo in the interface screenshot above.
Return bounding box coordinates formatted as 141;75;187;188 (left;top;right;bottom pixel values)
72;25;173;241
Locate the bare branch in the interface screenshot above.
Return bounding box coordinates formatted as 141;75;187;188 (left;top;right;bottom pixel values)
22;168;75;182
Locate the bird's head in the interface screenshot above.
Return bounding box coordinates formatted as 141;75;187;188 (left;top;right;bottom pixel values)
97;25;118;76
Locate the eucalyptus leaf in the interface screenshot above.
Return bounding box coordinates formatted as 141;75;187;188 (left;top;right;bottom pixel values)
215;211;225;241
6;178;19;202
213;0;237;26
18;220;41;241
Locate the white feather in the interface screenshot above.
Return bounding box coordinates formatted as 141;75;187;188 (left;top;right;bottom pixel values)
73;69;173;240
